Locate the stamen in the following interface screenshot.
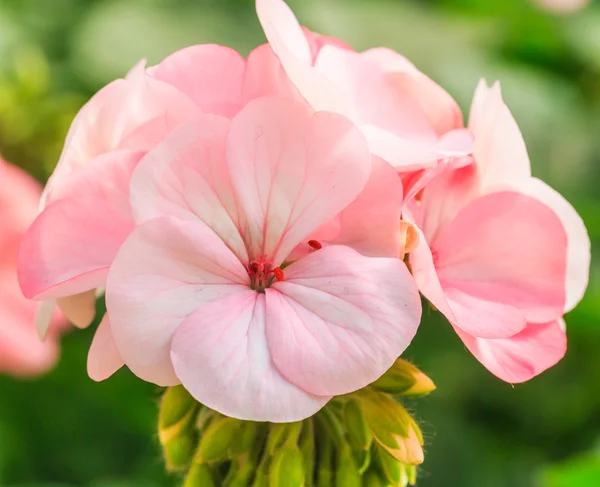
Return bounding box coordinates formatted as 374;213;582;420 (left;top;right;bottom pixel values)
273;268;284;281
308;239;322;250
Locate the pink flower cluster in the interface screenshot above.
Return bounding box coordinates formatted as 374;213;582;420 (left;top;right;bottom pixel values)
18;0;589;420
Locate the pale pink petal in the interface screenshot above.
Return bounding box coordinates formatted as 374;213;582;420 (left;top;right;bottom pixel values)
256;0;352;116
150;45;245;118
57;290;96;329
87;314;124;382
360;125;439;172
327;157;404;258
19;150;142;300
362;47;464;135
256;0;312;63
469;81;531;189
106;216;249;386
302;27;353;61
265;245;421;396
435;191;567;326
467;79;490;132
454;319;567;383
242;43;302;102
315;46;436;140
227;97;371;265
130;118;248;262
512;177;590;312
437;128;473;158
171;291;329;422
407;230;456;323
418;164;480;244
44;63;199;205
35;300;57;340
443;286;526;339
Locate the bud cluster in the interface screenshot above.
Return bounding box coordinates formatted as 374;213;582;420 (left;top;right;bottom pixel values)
158;359;435;486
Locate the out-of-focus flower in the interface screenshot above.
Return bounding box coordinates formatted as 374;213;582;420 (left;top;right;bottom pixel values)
256;0;472;172
531;0;590;14
106;97;421;421
0;158;65;377
407;81;590;383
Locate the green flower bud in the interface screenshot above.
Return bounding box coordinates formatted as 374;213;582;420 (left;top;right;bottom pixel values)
267;422;298;455
335;444;361;487
183;463;217;487
158;386;199;471
374;442;405;487
359;389;424;465
343;398;373;451
224;459;256;487
159;386;196;429
316;434;334;487
230;421;262;458
372;359;435;397
363;468;387;487
299;418;315;487
195;416;241;464
316;405;345;449
269;445;305;487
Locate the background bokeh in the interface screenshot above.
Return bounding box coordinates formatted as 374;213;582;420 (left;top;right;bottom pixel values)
0;0;599;485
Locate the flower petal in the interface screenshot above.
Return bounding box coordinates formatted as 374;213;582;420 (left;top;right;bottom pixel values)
130;117;248;262
106;216;249;386
44;62;199;205
18;150;142;300
328;157;404;258
435;191;567;325
512;177;590;313
227;97;371;265
454;319;566;383
57;290;97;329
87;314;124;382
172;291;329;422
256;0;352;116
266;245;421;396
469;81;531;190
150;44;245;118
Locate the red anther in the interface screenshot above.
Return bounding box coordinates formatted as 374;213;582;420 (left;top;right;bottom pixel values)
308;239;322;250
273;267;284;281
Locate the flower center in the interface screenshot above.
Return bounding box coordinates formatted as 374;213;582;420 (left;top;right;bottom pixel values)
246;255;284;292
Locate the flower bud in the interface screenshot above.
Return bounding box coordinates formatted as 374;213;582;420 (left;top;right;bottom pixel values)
343;398;372;451
194;416;241;464
229;421;262;458
299;418;315;487
269;445;305;487
374;442;406;487
158;386;199;471
316;434;334;487
183;464;217;487
359;389;424;465
372;359;436;396
335;444;361;487
224;459;256;487
363;468;387;487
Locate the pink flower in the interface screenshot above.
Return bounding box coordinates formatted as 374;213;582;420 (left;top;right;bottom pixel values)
0;159;65;377
255;0;472;172
106;97;421;421
18;43;301;381
407;81;590;383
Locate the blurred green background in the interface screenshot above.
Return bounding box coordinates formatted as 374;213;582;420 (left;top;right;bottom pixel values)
0;0;599;485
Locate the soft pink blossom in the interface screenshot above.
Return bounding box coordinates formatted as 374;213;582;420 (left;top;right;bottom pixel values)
255;0;471;172
407;81;590;383
105;98;421;421
0;159;65;377
18;44;299;381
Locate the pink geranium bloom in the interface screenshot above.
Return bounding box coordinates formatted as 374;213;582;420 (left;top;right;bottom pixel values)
1;159;65;377
18;43;304;381
256;0;471;172
407;81;590;383
106;97;421;421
